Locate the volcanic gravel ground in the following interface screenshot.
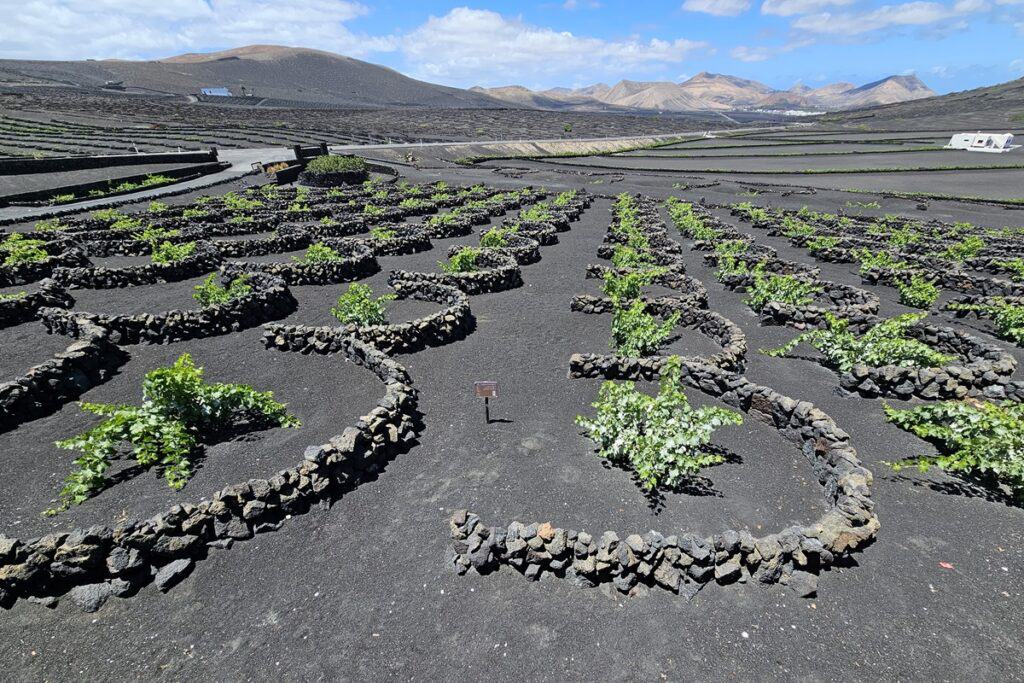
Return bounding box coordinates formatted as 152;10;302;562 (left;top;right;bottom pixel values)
211;231;277;242
0;319;75;378
68;272;218;315
1;156;1024;679
0;327;383;539
555;150;1021;172
618;142;930;157
86;253;164;269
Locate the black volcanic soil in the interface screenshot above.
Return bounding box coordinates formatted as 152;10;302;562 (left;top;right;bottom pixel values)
68;272;218;315
0;320;74;378
0;328;384;538
1;134;1023;682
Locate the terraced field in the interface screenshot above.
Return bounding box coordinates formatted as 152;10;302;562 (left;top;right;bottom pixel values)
0;143;1022;681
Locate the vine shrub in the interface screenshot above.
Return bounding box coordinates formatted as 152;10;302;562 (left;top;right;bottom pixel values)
601;267;665;303
50;354;299;513
576;356;743;491
0;234;48;265
995;258;1024;282
150;240;196;264
610;300;680;357
611;244;655;270
192;274;252;307
480;225;517;248
937;235;986;262
948;298;1024;344
440;247;480;273
330;283;395;326
781;216;816;238
885;398;1024;498
762;312;953;372
519;204;553;223
744;273;822;312
294;243;342;264
305;154;366;176
897;273;940;309
369;226;396;241
133;226;180;242
851;248;909;276
807;236;839;255
666;197;720;240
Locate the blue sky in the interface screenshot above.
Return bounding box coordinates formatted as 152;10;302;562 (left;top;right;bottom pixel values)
2;1;1022;93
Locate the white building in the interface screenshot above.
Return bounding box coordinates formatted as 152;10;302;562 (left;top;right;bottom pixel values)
944;132;1020;153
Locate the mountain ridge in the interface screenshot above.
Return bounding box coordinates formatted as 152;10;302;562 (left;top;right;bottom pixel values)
476;73;936;113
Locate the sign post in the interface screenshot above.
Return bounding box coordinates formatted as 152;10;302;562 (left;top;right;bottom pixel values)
473;381;499;424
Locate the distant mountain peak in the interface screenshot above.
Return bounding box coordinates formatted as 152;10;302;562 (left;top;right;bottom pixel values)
160;44;349;64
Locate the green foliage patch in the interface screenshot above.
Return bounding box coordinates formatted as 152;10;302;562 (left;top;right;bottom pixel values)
762;312;953;372
330;283;396;326
192;274;252;307
576;357;742;491
885;399;1024;498
50;354;299;513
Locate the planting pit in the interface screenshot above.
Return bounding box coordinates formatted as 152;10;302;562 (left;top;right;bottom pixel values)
66;272;218;315
0;327;385;539
0;319;74;378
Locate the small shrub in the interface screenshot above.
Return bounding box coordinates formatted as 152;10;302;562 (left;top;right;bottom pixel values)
0;234;49;265
667;197;720;240
91;208;125;223
851;248;909;276
398;198;428;210
948;298;1024;344
132;225;179;242
519;204;554;223
304;155;367;176
885;398;1024;498
745;273;822;312
762;312;952;372
479;225;517;248
192;274;252;307
330;283;396;326
148;200;170;214
576;356;743;491
369;226;396;241
223;191;263;212
182;208;210;220
0;291;26;301
34;218;67;232
601;267;664;303
807;236;840;254
50;353;299;513
781;216;815;238
995;258;1024;282
293;243;343;264
553;190;578;206
611;244;654;270
150;240;196;264
897;273;940;309
610;299;680;357
938;235;986;262
439;247;479;273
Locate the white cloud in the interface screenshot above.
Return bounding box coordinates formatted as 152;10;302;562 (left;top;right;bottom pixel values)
0;0;383;60
761;0;855;16
682;0;751;16
731;45;772;61
400;8;708;86
792;1;976;36
1012;58;1024;73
